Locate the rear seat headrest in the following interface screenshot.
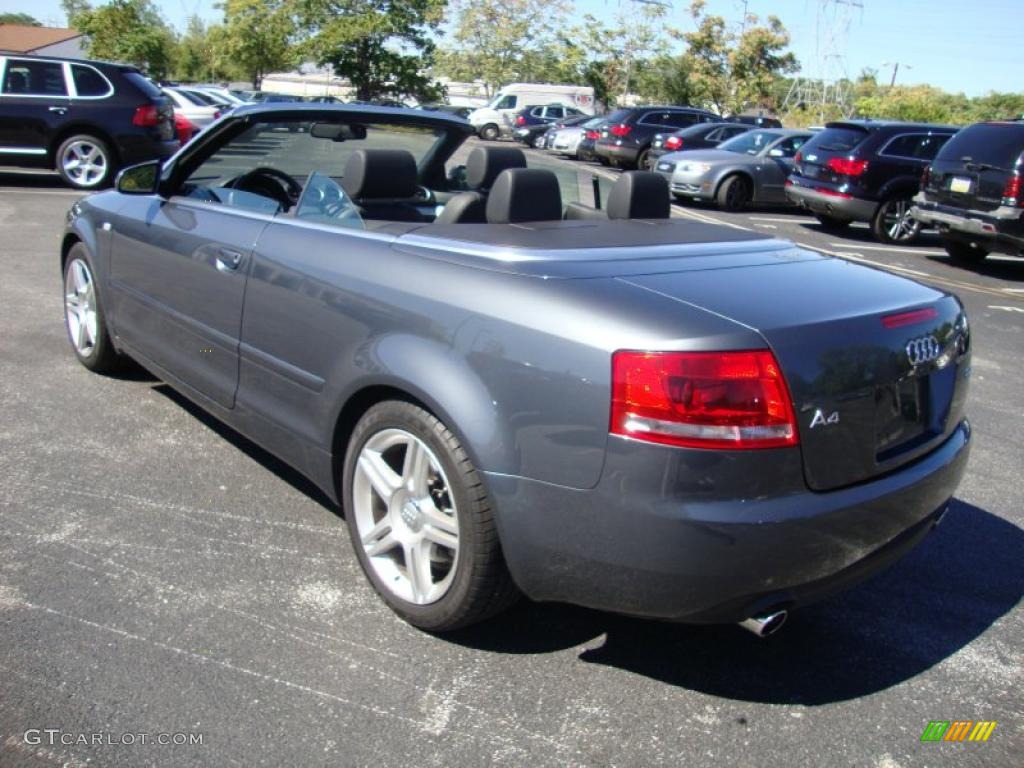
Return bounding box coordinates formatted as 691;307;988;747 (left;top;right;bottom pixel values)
342;149;418;199
465;146;527;190
485;169;563;224
606;171;670;220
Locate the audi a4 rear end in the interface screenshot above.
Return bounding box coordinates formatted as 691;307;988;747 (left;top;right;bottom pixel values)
61;104;971;634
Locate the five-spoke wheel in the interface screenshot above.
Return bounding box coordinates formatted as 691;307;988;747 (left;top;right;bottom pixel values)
57;135;114;190
62;244;120;371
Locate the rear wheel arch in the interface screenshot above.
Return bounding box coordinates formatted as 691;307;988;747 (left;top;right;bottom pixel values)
60;233;82;274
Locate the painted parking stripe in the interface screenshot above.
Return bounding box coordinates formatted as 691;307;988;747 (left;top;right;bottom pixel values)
829;242;945;256
747;216;814;223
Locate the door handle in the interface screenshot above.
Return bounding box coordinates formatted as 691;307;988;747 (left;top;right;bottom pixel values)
48;106;67;115
215;248;243;272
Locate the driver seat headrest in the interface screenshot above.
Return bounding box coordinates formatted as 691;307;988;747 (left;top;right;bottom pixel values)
465;146;527;190
342;149;418;199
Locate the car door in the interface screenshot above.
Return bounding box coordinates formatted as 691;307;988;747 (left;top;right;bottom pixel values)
758;134;807;201
0;57;70;159
108;123;287;409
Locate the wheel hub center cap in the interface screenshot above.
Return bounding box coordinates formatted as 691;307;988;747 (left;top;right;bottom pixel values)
400;500;423;532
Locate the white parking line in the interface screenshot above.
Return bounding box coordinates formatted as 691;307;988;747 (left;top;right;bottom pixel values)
747;216;814;223
828;242;945;256
670;204;754;231
755;224;778;229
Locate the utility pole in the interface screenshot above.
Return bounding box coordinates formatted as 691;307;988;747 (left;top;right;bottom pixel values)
882;61;911;87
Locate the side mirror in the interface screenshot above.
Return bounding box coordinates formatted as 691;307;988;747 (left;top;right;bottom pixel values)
116;160;161;194
768;148;785;158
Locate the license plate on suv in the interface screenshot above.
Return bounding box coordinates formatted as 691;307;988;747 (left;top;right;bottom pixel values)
949;176;972;194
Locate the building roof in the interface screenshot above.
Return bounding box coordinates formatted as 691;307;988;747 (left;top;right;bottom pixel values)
0;25;82;54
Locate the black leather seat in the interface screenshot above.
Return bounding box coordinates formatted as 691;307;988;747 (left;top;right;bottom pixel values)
485;168;563;224
435;147;527;224
564;171;671;221
341;149;423;221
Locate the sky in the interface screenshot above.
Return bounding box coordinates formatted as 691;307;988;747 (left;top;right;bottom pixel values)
2;0;1020;97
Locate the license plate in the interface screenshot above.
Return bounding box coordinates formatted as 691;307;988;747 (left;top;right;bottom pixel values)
950;176;972;194
657;162;673;171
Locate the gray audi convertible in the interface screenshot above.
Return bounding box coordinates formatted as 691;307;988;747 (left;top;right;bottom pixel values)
60;104;971;635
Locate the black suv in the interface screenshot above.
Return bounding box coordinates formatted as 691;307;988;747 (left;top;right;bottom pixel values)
511;104;585;146
913;120;1024;263
0;54;178;189
786;120;958;243
594;106;719;169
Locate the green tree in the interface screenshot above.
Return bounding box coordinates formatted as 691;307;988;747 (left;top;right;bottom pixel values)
217;0;295;90
0;12;42;25
175;15;233;82
298;0;445;102
72;0;176;79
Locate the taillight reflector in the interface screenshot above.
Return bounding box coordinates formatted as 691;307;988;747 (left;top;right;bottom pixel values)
826;157;869;176
664;136;683;150
132;104;160;127
795;151;803;164
611;350;799;450
515;115;526;126
882;307;938;328
609;123;631;138
1002;172;1022;207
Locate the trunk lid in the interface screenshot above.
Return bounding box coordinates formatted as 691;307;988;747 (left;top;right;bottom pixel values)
924;122;1024;212
624;258;970;491
794;123;871;185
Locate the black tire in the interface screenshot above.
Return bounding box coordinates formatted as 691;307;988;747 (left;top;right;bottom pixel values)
532;134;546;149
942;237;989;264
62;243;123;373
479;124;500;141
343;401;519;631
716;174;751;212
637;148;652;171
55;134;116;190
815;213;852;230
871;195;921;243
597;156;610;166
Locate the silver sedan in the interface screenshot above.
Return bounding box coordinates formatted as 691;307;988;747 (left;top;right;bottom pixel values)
655;128;813;211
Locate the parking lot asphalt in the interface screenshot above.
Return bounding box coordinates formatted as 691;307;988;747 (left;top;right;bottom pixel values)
0;164;1021;768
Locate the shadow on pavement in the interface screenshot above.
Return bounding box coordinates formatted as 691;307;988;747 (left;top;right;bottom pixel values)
450;499;1022;705
924;253;1024;282
0;170;70;190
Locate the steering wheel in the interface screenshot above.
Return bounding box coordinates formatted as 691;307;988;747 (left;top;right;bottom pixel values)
229;167;303;209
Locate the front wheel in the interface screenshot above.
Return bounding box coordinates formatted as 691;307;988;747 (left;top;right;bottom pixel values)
343;401;518;631
637;148;652;171
63;243;122;372
479;124;500;141
56;134;115;190
716;175;751;212
872;196;921;243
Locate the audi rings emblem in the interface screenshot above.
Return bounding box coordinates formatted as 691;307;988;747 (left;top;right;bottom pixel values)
906;335;942;366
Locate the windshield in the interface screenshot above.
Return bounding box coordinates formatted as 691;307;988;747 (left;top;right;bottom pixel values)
718;130;784;155
936;123;1024;169
808;125;870;153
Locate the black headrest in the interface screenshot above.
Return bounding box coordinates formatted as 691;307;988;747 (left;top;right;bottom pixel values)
341;149;418;199
485;169;563;224
466;146;527;189
606;171;670;220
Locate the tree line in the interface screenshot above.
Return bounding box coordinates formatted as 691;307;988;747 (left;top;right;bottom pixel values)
11;0;1019;124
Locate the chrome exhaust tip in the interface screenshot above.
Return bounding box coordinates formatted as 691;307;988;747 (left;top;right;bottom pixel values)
738;610;788;638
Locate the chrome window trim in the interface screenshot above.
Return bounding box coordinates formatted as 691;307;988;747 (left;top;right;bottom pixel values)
877;131;955;162
0;56;70;99
67;62;115;100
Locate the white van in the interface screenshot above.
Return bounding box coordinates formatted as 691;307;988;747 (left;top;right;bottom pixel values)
468;83;596;140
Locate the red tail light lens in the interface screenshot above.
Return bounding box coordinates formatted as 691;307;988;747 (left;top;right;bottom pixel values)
882;307;938;329
174;114;196;144
1002;172;1022;207
826;157;868;176
609;123;632;138
586;130;599;140
794;151;803;164
132;104;159;127
664;136;683;150
515;115;526;126
611;350;799;450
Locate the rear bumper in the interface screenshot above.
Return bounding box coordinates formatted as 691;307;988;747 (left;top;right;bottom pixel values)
487;419;970;623
595;140;640;164
912;195;1024;253
785;180;878;221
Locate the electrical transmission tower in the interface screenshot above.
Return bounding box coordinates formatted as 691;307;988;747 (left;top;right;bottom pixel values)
783;0;863;120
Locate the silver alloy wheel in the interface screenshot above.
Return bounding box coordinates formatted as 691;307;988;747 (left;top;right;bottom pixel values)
64;258;98;358
352;428;460;605
61;139;107;188
882;198;920;242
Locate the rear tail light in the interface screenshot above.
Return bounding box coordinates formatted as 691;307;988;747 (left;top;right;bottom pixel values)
920;165;932;191
132;104;160;127
213;109;222;120
585;130;599;140
826;157;869;176
515;115;526;126
1002;172;1022;207
664;136;683;150
609;123;632;138
882;307;938;328
174;114;196;144
794;151;803;164
611;350;799;450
